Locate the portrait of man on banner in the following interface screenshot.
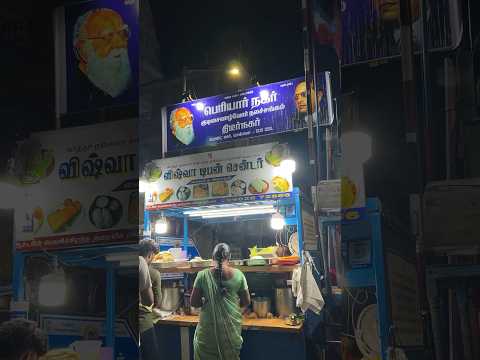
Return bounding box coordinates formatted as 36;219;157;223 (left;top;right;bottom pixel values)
291;79;325;129
64;0;139;113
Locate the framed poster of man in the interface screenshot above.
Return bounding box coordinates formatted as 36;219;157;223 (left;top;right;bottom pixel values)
54;0;139;116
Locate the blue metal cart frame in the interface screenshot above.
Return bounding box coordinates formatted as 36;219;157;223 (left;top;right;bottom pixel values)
320;198;391;359
12;243;139;355
144;187;305;263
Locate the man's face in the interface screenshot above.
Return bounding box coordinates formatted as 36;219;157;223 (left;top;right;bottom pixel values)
374;0;420;23
294;82;308;113
171;108;195;145
84;9;129;59
77;9;132;97
146;253;155;265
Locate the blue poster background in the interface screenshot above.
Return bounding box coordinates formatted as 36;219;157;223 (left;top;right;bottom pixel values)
165;75;331;153
64;0;139;114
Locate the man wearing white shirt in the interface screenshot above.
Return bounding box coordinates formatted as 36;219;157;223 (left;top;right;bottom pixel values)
139;240;159;359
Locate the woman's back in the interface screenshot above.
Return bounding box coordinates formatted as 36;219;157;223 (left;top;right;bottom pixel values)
193;267;248;360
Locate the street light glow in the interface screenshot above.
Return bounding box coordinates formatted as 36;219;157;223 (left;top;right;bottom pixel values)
228;67;241;77
194;102;205;111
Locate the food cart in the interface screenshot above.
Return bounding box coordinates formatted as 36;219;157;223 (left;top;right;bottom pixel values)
142;142;316;359
149;189;307;359
10;120;139;359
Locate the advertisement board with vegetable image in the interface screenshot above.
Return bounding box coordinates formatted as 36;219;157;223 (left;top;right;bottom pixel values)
144;142;294;210
14;119;138;251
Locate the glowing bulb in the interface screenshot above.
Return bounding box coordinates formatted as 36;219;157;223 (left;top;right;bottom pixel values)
228;67;241;76
280;159;296;173
260;90;270;101
155;218;168;234
270;212;285;230
39;269;67;307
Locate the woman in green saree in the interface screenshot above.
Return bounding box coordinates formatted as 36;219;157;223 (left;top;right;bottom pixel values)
191;243;250;360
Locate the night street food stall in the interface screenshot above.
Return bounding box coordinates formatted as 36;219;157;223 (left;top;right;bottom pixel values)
142;142;319;359
10;120;139;359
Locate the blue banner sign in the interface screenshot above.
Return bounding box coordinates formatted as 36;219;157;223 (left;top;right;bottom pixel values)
163;75;333;153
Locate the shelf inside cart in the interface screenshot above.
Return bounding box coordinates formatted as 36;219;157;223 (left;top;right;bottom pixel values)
152;264;299;274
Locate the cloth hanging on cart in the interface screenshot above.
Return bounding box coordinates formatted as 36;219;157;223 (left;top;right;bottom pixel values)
292;257;324;314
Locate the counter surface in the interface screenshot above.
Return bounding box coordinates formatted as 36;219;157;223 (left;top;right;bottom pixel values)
152;264;299;274
155;315;303;333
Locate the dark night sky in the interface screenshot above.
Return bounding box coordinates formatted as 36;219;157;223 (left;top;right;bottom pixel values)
150;0;305;84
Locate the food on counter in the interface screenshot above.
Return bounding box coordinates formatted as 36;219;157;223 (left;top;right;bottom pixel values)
39;348;80;360
265;144;287;167
211;181;229;196
159;188;174;202
193;184;209;199
249;246;277;258
272;176;290;192
47;199;81;233
267;312;274;319
248;179;269;194
231;179;247;196
246;256;268;266
153;251;175;263
275;255;300;266
89;195;123;229
176;186;191;201
190;257;212;268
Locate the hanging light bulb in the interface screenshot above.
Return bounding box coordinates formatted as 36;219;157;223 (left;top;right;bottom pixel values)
38;257;67;307
155;216;168;234
279;159;296;174
270;212;285;230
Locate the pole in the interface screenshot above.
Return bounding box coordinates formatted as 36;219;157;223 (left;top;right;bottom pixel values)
302;0;330;293
420;0;432;181
398;0;430;356
183;66;187;94
105;265;116;353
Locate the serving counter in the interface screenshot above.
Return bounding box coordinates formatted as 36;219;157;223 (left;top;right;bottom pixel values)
155;314;306;359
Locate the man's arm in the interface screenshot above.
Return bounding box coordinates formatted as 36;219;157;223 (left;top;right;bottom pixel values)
139;257;153;307
141;287;154;307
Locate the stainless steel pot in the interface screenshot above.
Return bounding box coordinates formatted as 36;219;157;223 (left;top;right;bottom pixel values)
252;297;271;318
275;288;295;318
160;287;182;312
190;306;201;315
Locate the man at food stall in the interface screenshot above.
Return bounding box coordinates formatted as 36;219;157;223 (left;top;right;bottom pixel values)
191;243;250;360
149;263;162;310
0;318;47;360
139;239;159;359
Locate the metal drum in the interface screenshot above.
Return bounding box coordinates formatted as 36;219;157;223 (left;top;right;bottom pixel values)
160;287;182;312
274;288;295;318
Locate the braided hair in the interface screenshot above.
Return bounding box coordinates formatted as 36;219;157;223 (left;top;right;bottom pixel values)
212;243;230;297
